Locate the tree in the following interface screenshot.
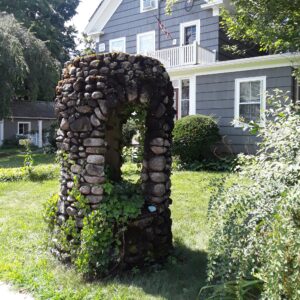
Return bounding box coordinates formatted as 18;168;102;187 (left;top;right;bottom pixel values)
221;0;300;54
0;13;59;118
0;0;80;62
166;0;300;54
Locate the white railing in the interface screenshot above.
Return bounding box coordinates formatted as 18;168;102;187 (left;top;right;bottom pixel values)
146;41;216;69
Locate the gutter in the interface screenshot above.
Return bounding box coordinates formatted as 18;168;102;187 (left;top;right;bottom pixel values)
167;53;300;77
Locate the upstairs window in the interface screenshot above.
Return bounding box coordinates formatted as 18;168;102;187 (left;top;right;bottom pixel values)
137;31;155;54
140;0;158;12
18;122;31;135
180;20;200;46
234;76;266;126
109;37;126;52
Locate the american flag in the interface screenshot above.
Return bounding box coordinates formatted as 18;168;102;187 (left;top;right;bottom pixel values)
155;16;172;39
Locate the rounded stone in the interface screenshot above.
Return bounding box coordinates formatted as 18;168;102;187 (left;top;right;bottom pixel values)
149;172;167;183
70;164;82;174
60;118;69;131
92;91;103;99
86;164;104;176
91;186;103;195
86;195;103;204
79;185;90;195
87;155;105;164
150;146;167;155
148;156;166;171
66;206;77;216
90;114;101;127
152;184;166;197
83;138;105;147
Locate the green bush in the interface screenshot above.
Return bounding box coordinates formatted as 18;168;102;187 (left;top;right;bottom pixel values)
0;164;59;182
172;115;220;163
205;91;300;299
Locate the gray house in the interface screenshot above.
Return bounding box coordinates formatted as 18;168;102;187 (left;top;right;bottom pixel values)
84;0;300;154
0;101;56;148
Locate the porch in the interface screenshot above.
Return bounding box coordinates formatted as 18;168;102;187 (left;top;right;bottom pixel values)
146;41;216;69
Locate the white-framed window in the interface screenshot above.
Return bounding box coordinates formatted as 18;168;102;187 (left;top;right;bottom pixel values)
140;0;158;12
234;76;266;126
18;122;31;135
172;77;196;119
181;79;190;118
137;31;155;54
180;20;200;46
109;37;126;52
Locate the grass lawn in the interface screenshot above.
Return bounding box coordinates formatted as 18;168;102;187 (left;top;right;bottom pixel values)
0;146;55;168
0;152;229;299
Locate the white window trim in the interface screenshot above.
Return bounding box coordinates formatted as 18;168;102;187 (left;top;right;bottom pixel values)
136;30;156;54
17;121;31;135
179;20;201;46
140;0;158;13
109;37;126;52
176;76;196;119
234;76;267;128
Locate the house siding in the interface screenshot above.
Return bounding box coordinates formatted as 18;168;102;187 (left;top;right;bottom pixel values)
196;66;294;154
99;0;220;56
3;118;55;141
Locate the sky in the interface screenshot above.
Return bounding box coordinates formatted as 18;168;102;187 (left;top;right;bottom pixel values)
69;0;101;36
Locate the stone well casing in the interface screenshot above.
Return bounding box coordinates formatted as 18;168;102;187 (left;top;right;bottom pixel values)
54;52;175;269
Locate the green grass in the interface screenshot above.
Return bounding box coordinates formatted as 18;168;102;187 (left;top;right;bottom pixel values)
0;158;231;299
0;146;55;168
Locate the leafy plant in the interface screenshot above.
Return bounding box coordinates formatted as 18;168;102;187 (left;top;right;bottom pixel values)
207;90;300;299
172;115;220;164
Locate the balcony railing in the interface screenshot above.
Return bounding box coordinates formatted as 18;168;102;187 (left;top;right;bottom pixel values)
146;41;216;69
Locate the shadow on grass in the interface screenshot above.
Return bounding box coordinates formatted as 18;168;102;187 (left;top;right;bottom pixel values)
105;240;207;300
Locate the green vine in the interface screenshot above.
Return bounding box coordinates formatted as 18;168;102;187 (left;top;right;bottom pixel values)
44;178;144;278
76;180;144;278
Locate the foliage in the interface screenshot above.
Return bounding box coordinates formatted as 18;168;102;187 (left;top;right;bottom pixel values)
207;90;300;299
122;118;138;147
19;139;34;172
220;0;300;54
76;33;97;56
0;13;59;118
0;0;80;62
173;156;237;172
0;164;59;182
44;193;60;232
172;115;220;164
45;176;144;279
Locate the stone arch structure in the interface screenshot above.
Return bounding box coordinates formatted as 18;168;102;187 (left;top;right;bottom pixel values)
54;53;175;270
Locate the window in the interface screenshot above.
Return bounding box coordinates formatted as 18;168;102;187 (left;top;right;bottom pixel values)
235;76;266;126
140;0;158;12
181;79;190;118
109;37;126;52
18;122;31;135
180;20;200;46
137;31;155;54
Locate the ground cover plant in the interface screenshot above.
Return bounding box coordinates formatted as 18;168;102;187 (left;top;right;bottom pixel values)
206;91;300;299
0;147;234;299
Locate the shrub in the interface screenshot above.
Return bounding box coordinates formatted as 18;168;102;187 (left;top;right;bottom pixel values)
172;115;220;163
205;90;300;299
0;164;59;182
